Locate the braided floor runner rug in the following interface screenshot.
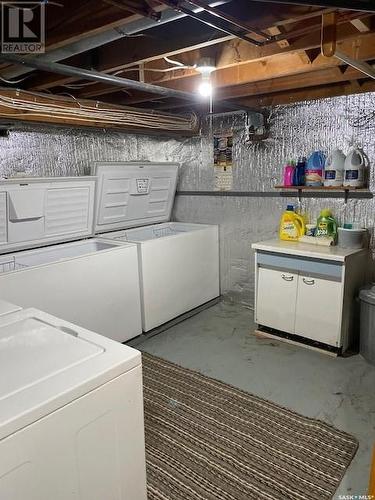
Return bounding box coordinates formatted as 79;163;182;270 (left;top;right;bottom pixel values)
142;353;358;500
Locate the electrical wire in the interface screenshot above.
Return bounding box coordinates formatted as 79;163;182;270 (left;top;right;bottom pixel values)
0;75;29;84
0;89;198;131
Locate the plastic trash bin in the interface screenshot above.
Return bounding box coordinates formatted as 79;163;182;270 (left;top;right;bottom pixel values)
359;284;375;365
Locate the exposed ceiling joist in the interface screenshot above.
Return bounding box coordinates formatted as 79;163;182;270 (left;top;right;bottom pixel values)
0;53;257;113
250;0;375;13
25;10;369;94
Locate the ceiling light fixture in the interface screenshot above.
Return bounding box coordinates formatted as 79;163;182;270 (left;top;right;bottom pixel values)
196;57;216;98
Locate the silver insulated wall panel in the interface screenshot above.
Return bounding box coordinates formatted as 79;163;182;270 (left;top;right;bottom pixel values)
0;91;374;307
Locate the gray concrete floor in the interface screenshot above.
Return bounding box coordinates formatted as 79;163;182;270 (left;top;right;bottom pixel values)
135;301;375;499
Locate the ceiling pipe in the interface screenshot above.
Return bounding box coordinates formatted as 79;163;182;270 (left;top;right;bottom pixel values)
184;0;273;40
0;1;231;80
159;0;266;45
334;50;375;79
249;0;375;13
0;54;199;99
0;53;257;112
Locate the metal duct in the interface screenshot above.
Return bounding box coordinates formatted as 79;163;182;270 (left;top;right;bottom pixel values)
0;54;203;100
335;50;375;80
0;54;261;113
0;1;231;80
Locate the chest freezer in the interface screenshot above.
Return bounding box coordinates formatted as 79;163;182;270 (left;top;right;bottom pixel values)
0;177;142;342
0;307;147;500
93;162;220;331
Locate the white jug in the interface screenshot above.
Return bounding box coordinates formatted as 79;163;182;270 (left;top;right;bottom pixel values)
344;146;367;188
324;148;346;187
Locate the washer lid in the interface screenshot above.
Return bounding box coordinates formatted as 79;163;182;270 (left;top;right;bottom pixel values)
92;161;179;234
0;299;22;316
0;308;141;440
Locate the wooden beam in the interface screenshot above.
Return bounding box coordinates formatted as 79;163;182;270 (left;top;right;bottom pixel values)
267;26;290;48
231;79;375;107
74;29;375;106
350;18;371;32
127;32;375;91
26;19;230;91
26;10;369;92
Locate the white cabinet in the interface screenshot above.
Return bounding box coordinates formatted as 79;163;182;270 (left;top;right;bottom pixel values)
252;240;367;353
294;275;342;346
256;268;298;334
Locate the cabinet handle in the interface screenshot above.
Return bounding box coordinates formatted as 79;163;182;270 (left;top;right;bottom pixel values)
281;274;294;281
302;278;315;285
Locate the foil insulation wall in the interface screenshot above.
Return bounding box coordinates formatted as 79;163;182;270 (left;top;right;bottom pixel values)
0;92;374;307
175;92;375;307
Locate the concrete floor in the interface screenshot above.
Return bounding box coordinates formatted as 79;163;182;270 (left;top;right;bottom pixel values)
134;301;375;498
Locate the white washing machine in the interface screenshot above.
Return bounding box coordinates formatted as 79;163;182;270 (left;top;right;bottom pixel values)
0;298;22;316
0;306;147;500
92;162;220;332
0;177;142;342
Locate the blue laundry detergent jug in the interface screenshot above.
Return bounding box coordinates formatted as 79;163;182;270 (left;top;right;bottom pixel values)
305;151;326;187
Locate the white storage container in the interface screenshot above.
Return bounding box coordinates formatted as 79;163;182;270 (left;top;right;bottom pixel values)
337;227;366;249
93;162;220;332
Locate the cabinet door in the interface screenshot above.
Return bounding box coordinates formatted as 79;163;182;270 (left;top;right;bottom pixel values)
295;275;342;346
256;267;298;334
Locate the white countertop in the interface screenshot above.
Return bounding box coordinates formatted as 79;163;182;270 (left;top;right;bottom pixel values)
252;239;366;262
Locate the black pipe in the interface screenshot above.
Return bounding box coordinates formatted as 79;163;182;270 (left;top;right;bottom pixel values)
0;54;260;113
161;0;265;45
185;0;273;40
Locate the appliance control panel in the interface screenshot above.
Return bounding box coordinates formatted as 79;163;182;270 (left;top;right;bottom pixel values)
131;178;151;195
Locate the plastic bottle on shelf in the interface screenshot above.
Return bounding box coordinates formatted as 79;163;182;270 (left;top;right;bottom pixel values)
343;146;367;188
293;156;306;186
324;149;346;187
305;151;326;187
279;205;306;241
283;160;295;187
316;209;338;241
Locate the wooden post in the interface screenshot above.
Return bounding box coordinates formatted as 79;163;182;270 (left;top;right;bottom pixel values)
369;445;375;495
321;12;337;58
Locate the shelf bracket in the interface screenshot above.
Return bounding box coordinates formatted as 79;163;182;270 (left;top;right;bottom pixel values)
344;189;349;205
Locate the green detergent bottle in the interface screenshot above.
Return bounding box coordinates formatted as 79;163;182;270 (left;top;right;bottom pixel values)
316;209;338;241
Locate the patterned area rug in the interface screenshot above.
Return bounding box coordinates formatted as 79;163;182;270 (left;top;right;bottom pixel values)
143;353;358;500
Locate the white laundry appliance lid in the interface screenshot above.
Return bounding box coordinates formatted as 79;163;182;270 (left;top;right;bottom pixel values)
0;299;22;316
92;161;179;234
0;308;141;440
0;177;97;255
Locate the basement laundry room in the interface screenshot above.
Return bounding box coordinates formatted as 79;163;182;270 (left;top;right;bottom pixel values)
0;1;375;499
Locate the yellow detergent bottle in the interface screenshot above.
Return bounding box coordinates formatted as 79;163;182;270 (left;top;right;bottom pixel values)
279;205;305;241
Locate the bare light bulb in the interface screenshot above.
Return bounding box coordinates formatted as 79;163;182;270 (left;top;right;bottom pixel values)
198;79;213;97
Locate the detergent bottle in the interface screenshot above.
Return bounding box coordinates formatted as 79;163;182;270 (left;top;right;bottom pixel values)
283;160;295;187
344;146;367;188
316;209;338;241
305;151;326;186
279;205;306;241
293;156;306;186
324;149;346;187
